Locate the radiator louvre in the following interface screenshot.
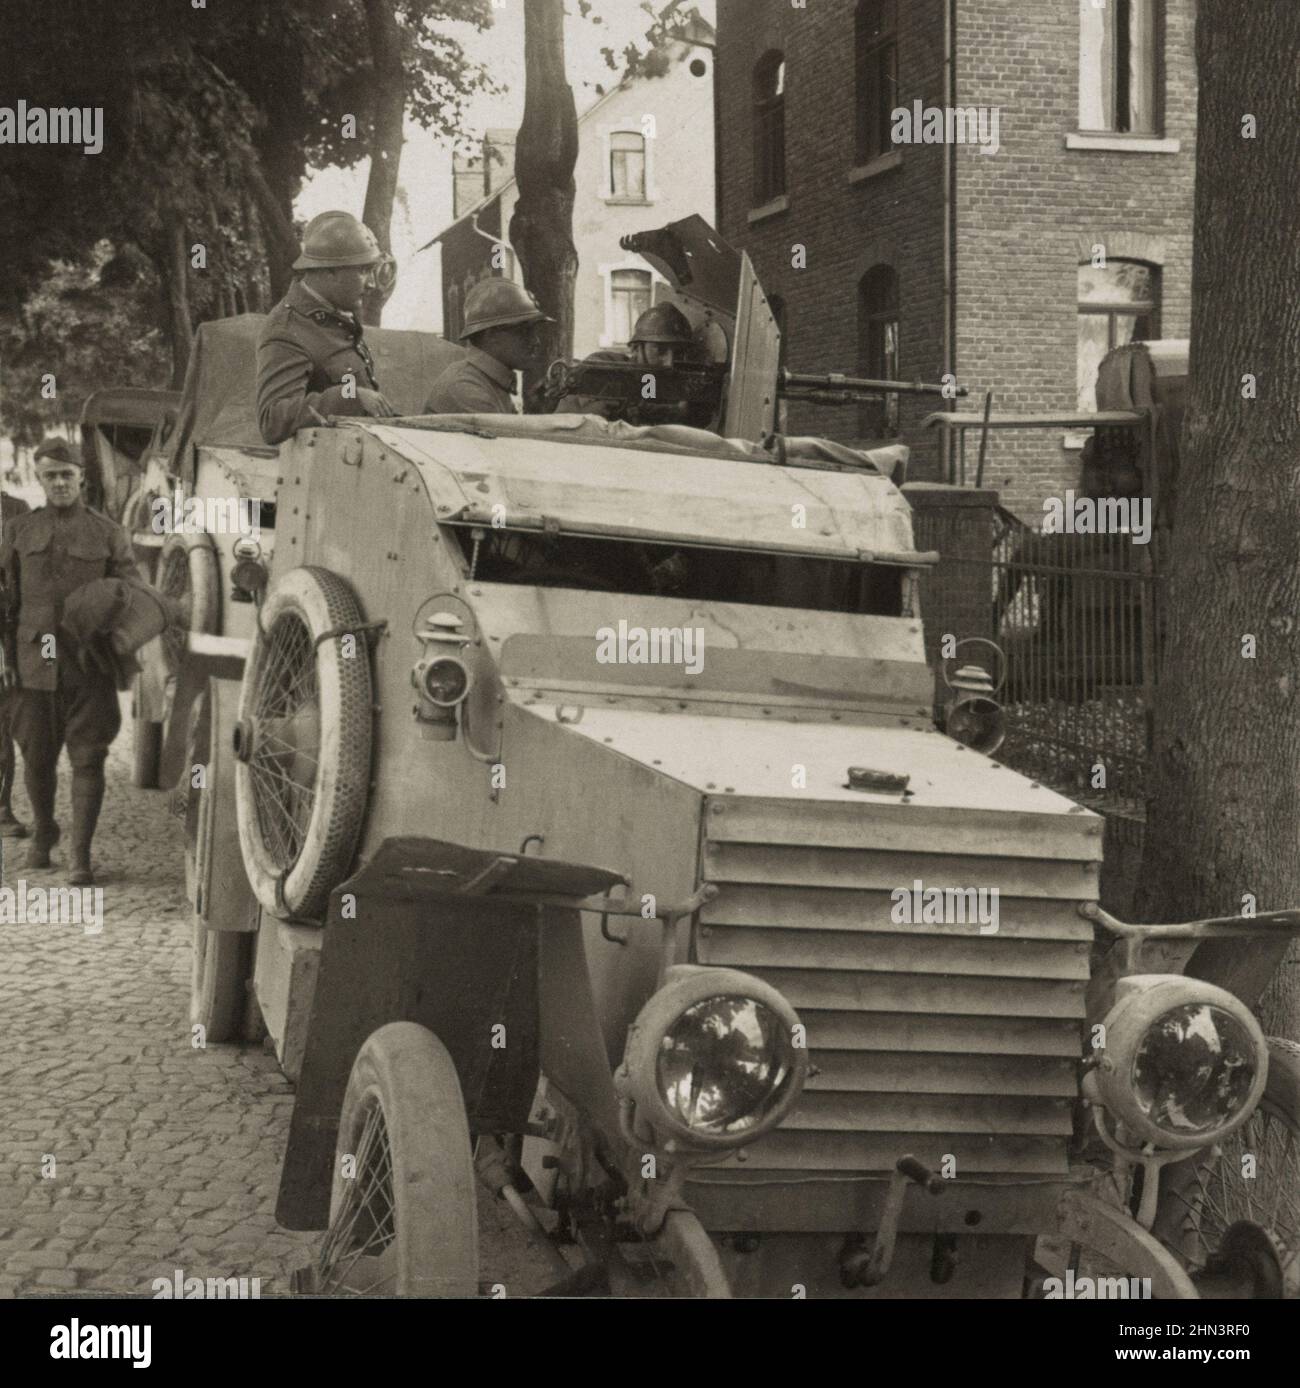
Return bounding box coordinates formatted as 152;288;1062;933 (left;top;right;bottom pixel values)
697;797;1098;1193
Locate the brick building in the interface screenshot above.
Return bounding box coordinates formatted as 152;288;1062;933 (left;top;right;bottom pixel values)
715;0;1195;518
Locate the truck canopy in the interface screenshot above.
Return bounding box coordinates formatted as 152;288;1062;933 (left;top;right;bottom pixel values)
369;417;928;566
169;313;465;485
81;387;181;430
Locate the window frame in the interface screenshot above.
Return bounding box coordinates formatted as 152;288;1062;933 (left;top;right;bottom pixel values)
857;264;901;440
855;0;900;166
1077;0;1165;138
599;260;658;349
1076;258;1162;411
602;126;654;205
752;50;787;207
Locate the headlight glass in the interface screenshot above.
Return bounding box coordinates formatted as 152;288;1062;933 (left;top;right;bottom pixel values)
1132;1003;1259;1136
422;658;468;705
656;995;796;1136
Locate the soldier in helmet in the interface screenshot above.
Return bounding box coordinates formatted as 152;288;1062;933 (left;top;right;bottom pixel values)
425;278;552;414
256;210;398;446
555;302;704;424
0;439;138;884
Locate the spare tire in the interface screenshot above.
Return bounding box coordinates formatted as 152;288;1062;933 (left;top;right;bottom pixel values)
234;567;373;921
157;532;220;676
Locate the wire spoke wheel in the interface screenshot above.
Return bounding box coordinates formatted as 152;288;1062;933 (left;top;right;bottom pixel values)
157;532;220;676
316;1099;401;1295
158;544;194;675
249;610;319;869
1155;1039;1300;1296
313;1023;478;1298
234;567;372;921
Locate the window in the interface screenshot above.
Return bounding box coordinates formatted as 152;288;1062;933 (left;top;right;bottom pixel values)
753;51;786;205
857;266;899;437
1079;0;1160;134
609;269;653;344
1077;259;1160;410
856;0;899;164
609;131;647;199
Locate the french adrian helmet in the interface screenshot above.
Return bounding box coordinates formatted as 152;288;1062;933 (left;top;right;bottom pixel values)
294;212;382;270
629;302;694;348
460;278;553;341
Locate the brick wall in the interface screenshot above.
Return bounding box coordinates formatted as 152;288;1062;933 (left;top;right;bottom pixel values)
954;0;1196;519
716;0;1197;517
716;0;949;479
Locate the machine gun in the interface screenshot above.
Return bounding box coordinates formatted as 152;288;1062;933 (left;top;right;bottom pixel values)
534;355;965;428
536;217;968;438
535;357;726;418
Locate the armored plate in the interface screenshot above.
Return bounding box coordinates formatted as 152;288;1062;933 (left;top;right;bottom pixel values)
724;252;781;440
373;423;923;563
552;707;1100;822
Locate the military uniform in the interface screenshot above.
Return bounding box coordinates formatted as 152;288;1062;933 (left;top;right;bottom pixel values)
0;501;137;869
0;489;31;834
424;346;518;415
256;279;381;445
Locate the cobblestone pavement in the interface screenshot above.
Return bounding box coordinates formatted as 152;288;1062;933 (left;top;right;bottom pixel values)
0;701;551;1298
0;701;316;1297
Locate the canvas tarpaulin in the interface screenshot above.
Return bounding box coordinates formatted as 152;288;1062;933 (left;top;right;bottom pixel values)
170;313;466;486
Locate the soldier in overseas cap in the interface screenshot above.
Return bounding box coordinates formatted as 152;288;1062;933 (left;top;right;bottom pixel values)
256;210;398;445
425;277;553;414
0;439;138;884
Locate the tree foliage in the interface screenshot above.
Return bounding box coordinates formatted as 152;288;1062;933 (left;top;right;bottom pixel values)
0;242;171;446
580;0;712;86
0;0;494;426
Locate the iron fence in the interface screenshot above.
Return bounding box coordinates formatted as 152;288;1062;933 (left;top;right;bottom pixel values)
914;504;1164;813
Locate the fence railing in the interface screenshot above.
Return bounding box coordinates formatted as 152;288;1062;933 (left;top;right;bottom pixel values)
914;504;1164;813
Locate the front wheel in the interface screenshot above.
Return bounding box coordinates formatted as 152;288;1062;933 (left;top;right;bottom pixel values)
315;1023;478;1296
1154;1037;1300;1297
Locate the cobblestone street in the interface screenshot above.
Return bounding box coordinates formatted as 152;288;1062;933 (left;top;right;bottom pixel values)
0;700;558;1300
0;700;316;1296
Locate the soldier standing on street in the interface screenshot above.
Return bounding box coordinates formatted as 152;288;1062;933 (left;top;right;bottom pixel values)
256;210;398;446
424;278;552;415
0;480;31;838
0;439;137;885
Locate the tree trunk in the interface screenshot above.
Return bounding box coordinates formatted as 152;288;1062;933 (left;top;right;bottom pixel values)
359;0;406;327
507;0;579;401
248;156;302;303
1135;0;1300;1040
164;218;194;390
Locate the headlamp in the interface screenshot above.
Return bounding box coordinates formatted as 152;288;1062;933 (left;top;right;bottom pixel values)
615;965;807;1152
941;639;1007;755
416;655;471;708
1087;975;1268;1151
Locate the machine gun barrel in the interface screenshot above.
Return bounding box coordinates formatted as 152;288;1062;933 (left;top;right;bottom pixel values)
780;370;968;400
